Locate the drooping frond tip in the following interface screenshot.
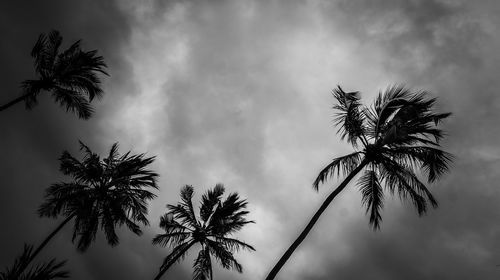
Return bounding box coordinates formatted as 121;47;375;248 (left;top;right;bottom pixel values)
0;244;69;280
332;85;365;147
358;170;383;230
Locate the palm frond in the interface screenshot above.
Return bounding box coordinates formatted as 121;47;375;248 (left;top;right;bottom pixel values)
158;213;187;230
357;169;383;230
200;184;225;223
213;236;255;252
208;193;253;235
373;85;414;139
332;86;366;147
384;146;453;182
160;241;193;270
20;80;43;109
0;244;33;279
312;151;363;190
378;158;436;214
167;186;198;227
153;232;192;248
20;259;69;280
193;245;212;280
31;30;62;79
38;182;87;218
206;240;243;273
101;208;119;246
374;87;451;146
51;87;93;119
107;143;120;163
0;245;69;280
154;213;191;247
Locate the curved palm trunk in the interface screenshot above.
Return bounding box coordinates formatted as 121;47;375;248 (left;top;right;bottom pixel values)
266;159;369;280
17;214;74;276
0;93;31;112
154;240;197;280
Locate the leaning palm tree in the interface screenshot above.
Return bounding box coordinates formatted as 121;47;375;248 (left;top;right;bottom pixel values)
0;30;108;119
0;244;69;280
153;184;255;280
266;85;453;279
19;141;158;275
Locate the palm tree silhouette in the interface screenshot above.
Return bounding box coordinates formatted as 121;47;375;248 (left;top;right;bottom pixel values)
19;141;158;276
0;244;69;280
266;85;453;279
153;184;255;280
0;30;108;119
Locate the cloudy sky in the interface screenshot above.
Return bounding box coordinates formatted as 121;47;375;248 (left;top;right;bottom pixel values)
1;0;500;279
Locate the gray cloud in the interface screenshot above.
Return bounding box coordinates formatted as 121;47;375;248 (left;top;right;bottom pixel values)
2;0;500;279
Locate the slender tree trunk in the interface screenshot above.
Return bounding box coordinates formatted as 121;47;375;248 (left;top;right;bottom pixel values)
265;159;369;280
18;214;74;276
154;240;197;280
0;93;31;112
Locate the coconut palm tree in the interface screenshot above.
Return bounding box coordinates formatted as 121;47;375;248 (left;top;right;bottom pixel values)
19;141;158;275
0;244;69;280
266;85;453;279
153;184;255;280
0;30;108;119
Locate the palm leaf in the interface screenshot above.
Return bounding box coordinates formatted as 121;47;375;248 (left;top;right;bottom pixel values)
206;240;243;273
384;146;453;182
332;86;365;146
0;245;69;280
200;184;225;223
378;158;432;214
193;246;212;280
160;241;193;269
358;169;383;230
312;151;363;190
213;236;255;252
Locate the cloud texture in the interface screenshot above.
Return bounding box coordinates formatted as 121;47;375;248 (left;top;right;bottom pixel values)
1;0;500;279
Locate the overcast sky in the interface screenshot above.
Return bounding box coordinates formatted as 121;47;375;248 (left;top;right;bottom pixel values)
1;0;500;279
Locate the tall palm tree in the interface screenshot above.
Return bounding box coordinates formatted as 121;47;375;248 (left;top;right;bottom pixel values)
153;184;255;280
0;244;69;280
20;141;158;275
266;85;453;279
0;30;108;119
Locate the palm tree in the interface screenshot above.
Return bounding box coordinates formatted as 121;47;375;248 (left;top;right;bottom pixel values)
153;184;255;280
0;244;69;280
20;141;158;275
0;30;108;119
266;85;453;279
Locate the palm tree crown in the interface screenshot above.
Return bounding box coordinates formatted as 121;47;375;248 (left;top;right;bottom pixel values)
38;141;158;251
266;85;453;279
0;244;69;280
153;184;255;280
314;85;452;228
0;30;108;118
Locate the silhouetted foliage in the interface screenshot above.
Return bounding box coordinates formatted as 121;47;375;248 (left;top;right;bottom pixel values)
38;141;159;251
266;85;453;279
153;184;255;280
15;142;158;277
0;30;108;119
0;244;69;280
